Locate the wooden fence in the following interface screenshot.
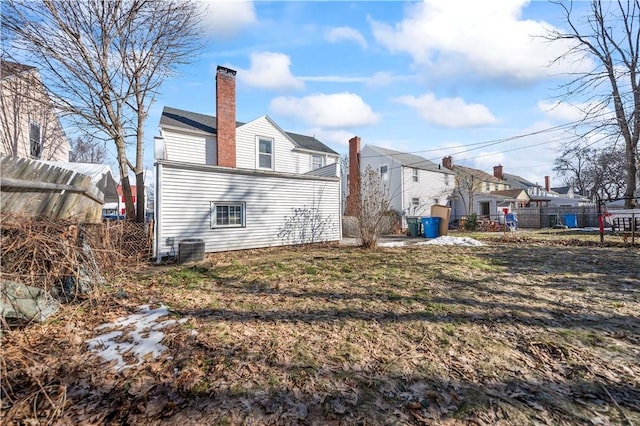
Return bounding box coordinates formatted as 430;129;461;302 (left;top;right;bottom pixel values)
0;156;104;223
513;206;599;229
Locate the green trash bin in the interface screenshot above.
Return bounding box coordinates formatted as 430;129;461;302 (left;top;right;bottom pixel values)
406;217;420;237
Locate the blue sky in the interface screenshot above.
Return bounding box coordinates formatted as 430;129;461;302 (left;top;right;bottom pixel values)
142;0;599;186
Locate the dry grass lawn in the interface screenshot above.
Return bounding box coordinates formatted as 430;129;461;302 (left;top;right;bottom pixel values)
2;235;639;425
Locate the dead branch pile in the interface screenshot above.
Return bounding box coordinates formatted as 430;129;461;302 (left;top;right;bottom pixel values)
1;215;151;292
1;215;85;291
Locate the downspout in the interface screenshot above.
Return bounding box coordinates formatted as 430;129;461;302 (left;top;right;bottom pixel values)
154;160;162;264
337;160;343;240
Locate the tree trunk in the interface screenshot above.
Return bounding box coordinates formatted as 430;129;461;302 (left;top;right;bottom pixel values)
116;139;136;219
136;171;145;222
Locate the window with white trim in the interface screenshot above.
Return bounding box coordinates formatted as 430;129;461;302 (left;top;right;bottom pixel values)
485;182;490;191
29;122;41;159
257;137;273;169
412;197;420;206
444;174;450;186
380;164;388;181
412;168;419;182
311;154;324;170
211;202;245;228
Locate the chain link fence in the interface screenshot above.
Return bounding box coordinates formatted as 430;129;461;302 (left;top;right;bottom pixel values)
84;220;154;260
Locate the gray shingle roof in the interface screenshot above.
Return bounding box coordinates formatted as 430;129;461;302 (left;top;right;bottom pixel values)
285;131;337;154
453;164;507;183
160;106;337;155
503;172;535;189
366;145;453;174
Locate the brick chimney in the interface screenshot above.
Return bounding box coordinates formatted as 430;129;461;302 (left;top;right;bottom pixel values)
346;136;361;216
442;156;453;170
493;164;503;180
216;65;237;168
544;175;550;192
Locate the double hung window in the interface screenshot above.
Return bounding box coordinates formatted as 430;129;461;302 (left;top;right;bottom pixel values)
211;202;245;228
257;137;273;169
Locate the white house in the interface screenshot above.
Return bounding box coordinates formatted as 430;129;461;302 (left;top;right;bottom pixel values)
346;139;454;226
154;66;341;258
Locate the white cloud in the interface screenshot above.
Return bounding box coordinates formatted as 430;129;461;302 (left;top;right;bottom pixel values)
308;128;356;148
299;75;368;83
202;1;257;40
537;100;612;123
370;0;590;82
269;93;380;128
298;72;413;87
238;52;304;91
325;26;368;49
394;93;498;128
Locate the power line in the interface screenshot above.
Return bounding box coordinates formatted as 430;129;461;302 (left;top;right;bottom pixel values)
358;111;613;162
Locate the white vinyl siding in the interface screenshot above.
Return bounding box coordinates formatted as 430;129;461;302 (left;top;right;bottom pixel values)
358;146;453;227
161;116;338;174
156;162;341;255
162;129;217;164
236;116;299;173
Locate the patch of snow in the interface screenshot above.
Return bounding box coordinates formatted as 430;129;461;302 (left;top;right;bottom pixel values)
377;241;407;247
415;236;485;246
86;304;186;372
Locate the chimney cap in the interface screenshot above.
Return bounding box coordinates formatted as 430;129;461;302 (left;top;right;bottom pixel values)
216;65;237;77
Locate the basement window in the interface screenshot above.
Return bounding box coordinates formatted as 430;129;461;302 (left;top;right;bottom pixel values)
211;202;245;228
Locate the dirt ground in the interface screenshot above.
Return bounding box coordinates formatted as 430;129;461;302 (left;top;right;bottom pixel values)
2;236;639;425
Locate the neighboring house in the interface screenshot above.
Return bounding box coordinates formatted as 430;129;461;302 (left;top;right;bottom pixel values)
154;66;341;257
346;142;454;226
442;156;510;219
0;60;69;162
549;178;594;207
474;188;530;219
103;184;140;216
500;169;553;208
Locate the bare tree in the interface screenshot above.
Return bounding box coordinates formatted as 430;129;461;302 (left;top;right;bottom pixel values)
554;145;626;200
454;172;484;216
548;0;639;208
2;0;203;221
69;135;107;164
355;166;392;249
